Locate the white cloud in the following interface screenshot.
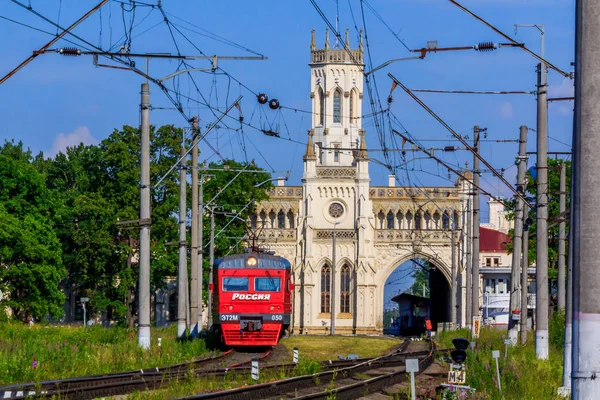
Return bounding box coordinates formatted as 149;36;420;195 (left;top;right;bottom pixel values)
49;126;99;157
549;78;575;98
498;102;514;119
548;78;575;116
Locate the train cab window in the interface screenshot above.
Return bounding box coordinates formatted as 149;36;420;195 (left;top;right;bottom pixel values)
255;277;281;292
222;277;249;292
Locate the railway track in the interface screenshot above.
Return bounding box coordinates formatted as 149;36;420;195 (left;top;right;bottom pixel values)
0;348;269;400
0;339;439;400
179;339;438;400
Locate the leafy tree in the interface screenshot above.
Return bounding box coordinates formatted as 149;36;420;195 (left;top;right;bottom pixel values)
406;260;430;298
200;159;272;300
0;142;65;320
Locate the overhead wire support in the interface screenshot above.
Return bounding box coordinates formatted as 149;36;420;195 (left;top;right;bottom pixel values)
388;73;532;207
0;0;109;85
409;89;535;95
410;41;523;58
448;0;570;78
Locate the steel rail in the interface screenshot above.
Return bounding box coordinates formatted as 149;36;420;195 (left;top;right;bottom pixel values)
179;340;434;400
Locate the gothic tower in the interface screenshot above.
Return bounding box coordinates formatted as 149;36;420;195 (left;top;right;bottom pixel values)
309;28;364;166
298;28;375;334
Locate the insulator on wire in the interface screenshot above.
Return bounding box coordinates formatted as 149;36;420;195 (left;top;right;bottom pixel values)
387;95;393;104
257;93;268;104
268;99;280;110
59;47;82;56
475;42;496;52
443;146;455;152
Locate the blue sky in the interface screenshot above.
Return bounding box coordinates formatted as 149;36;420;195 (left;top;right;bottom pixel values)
1;1;574;300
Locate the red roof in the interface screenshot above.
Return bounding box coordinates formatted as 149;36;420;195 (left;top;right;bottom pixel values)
480;227;510;252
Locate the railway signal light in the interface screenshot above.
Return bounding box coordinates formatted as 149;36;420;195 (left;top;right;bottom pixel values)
451;337;469;364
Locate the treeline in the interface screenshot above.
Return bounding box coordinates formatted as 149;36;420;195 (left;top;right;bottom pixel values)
0;125;271;324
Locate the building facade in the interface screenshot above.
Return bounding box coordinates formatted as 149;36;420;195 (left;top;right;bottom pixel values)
255;30;469;334
478;200;536;326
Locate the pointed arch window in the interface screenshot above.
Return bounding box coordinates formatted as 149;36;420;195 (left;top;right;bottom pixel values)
277;210;285;228
333;89;342;123
387;211;395;229
340;264;351;313
318;87;325;126
321;264;331;313
415;212;421;230
442;212;450;230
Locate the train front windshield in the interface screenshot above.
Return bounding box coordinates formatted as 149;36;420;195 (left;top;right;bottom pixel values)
254;277;281;292
222;277;249;291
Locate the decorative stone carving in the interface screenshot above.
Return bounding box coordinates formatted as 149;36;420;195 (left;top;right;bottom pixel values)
317;168;356;178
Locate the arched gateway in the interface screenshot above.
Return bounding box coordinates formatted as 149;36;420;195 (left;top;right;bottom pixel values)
255;29;470;334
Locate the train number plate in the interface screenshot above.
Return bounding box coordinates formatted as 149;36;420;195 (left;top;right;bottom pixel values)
220;314;239;321
269;314;284;321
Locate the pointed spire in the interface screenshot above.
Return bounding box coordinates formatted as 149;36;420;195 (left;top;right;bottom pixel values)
345;28;350;48
359;29;364;52
311;29;316;51
325;28;330;50
357;129;369;160
304;129;317;160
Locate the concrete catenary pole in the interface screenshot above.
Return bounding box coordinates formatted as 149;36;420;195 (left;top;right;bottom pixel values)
466;196;472;329
560;158;573;394
190;117;200;337
207;207;215;328
557;162;566;310
572;0;600;395
451;213;457;326
177;146;188;339
198;176;205;331
330;227;337;335
535;60;550;360
508;126;528;344
520;204;530;345
138;82;151;349
471;126;481;331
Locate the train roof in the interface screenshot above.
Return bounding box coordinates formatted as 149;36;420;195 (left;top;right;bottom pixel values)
215;252;292;270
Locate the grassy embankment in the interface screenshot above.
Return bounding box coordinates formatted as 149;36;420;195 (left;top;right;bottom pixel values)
0;323;213;385
435;311;566;400
0;322;402;398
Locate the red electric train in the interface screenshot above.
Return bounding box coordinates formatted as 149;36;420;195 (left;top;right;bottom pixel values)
209;251;293;346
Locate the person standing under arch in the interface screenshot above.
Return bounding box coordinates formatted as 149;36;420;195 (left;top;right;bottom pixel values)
425;318;433;339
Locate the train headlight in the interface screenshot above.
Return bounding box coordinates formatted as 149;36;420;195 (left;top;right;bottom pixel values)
229;305;233;311
270;306;275;311
247;256;258;267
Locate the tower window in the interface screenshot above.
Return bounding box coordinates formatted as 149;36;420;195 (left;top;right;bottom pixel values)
318;87;325;126
349;92;354;122
333;90;342;123
277;210;285;228
321;264;331;313
334;143;340;162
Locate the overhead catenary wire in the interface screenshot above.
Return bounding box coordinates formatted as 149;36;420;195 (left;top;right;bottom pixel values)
388;72;531;207
448;0;570;78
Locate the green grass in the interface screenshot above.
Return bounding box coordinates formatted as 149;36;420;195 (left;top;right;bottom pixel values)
436;315;566;400
0;322;216;385
280;335;400;361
